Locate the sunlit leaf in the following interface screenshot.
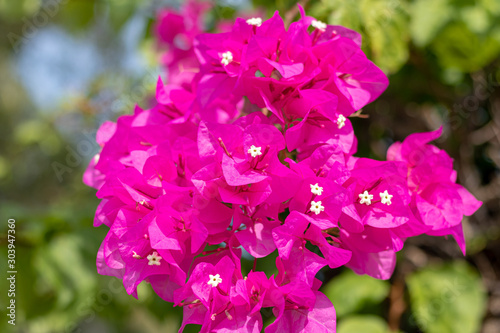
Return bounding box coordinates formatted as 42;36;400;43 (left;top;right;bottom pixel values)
410;0;453;47
338;315;389;333
359;0;410;73
313;0;409;73
460;5;491;34
322;269;390;318
407;262;487;333
431;22;500;72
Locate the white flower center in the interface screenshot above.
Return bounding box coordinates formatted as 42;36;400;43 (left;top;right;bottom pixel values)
379;190;393;205
246;17;262;27
358;190;373;205
310;200;325;215
248;145;262;158
337;114;346;129
310;183;323;195
221;51;233;66
147;251;162;266
208;273;222;287
311;20;327;31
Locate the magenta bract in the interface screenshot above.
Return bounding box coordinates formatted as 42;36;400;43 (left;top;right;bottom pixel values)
85;4;481;332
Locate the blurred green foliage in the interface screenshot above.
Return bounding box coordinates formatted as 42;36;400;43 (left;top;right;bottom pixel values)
0;0;497;332
310;0;500;76
337;315;391;333
322;270;390;318
407;262;487;333
311;0;410;73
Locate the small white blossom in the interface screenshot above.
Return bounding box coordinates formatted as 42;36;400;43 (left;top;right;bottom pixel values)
379;190;393;205
221;51;233;66
310;183;324;196
208;274;222;287
359;190;373;205
311;20;327;31
248;145;262;157
337;114;346;129
147;251;162;266
246;17;262;27
310;200;325;215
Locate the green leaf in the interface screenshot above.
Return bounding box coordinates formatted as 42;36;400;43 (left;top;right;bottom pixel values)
55;0;96;32
312;0;409;73
431;21;500;72
29;234;98;333
410;0;453;47
359;0;410;73
107;0;143;31
460;5;491;34
407;261;487;333
325;1;363;33
0;0;39;21
337;315;389;333
322;270;390;318
480;0;500;15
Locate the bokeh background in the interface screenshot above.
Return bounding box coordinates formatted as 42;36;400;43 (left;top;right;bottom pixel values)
1;0;499;332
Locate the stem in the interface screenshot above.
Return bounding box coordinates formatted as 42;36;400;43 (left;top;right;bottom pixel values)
202;246;226;255
388;276;406;331
349;109;370;119
218;137;233;159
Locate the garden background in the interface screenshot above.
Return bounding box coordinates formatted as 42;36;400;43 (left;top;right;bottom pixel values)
0;0;499;332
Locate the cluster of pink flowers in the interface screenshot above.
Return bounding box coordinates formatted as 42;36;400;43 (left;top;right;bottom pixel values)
84;3;481;332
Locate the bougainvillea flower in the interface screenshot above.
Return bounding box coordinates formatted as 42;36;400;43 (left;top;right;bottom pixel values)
387;127;482;252
84;6;481;333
